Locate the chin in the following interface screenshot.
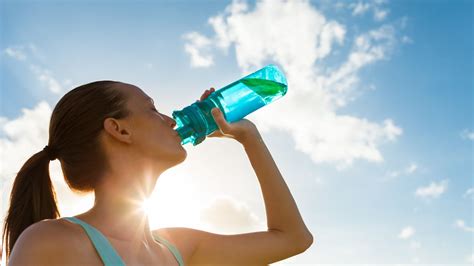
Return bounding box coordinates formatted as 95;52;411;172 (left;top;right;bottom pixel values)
177;147;187;163
170;146;187;166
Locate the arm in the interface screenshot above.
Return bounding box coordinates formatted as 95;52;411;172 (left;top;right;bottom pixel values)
157;89;314;265
238;129;313;243
166;126;313;265
205;94;313;242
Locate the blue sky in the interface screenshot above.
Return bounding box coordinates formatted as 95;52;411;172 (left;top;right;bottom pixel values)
1;0;472;264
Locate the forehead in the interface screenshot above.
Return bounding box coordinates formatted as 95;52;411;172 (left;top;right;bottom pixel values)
118;83;153;104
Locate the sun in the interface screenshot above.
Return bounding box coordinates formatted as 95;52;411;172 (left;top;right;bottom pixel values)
140;198;153;216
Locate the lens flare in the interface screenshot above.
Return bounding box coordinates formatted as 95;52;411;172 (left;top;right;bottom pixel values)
140;198;152;216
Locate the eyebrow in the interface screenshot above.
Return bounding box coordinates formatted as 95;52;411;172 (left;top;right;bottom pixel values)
147;97;154;105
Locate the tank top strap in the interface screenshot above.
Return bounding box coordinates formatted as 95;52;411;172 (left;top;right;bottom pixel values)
152;232;185;266
63;217;126;266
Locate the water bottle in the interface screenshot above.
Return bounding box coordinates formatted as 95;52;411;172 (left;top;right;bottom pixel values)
173;64;288;146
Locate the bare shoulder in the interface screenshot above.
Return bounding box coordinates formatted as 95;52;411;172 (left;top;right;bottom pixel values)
8;218;82;265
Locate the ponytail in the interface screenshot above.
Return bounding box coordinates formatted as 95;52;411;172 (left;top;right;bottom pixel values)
1;80;131;264
2;145;60;263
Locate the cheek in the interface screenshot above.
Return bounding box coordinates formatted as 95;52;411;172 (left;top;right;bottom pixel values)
136;114;183;158
150;137;186;166
132;118;165;151
144;114;167;137
149;127;178;151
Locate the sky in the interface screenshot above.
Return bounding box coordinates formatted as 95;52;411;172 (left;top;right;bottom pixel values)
0;0;472;264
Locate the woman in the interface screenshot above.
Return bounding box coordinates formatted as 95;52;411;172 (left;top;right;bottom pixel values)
3;80;313;265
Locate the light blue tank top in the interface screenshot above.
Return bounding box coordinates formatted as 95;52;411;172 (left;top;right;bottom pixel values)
63;217;185;266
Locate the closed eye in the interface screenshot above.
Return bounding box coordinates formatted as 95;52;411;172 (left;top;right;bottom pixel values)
151;108;166;121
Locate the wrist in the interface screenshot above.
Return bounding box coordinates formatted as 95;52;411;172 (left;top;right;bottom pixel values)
237;128;262;146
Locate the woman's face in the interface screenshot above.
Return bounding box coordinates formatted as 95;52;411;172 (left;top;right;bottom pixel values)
120;83;187;169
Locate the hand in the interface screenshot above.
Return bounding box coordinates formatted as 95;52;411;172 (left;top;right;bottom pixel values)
198;87;259;143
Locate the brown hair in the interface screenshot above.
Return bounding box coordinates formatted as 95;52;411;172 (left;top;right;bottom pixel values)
2;80;131;263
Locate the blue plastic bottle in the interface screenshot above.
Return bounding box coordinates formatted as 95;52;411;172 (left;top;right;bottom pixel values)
173;64;288;146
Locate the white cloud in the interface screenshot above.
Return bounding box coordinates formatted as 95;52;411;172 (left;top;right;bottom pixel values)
202;0;348;72
184;0;403;168
26;43;45;61
415;179;448;199
460;129;474;140
454;219;474;233
2;43;44;62
374;8;389;21
183;32;214;67
3;44;64;94
199;195;264;234
383;162;418;181
3;46;27;61
463;187;474;198
401;35;413;44
351;2;371;16
406;163;418;174
63;79;72;87
0;102;51;167
387;170;400;178
384;171;400;180
334;2;346;10
398;226;415;239
348;1;389;21
468;253;474;264
0;117;7;130
29;64;63;94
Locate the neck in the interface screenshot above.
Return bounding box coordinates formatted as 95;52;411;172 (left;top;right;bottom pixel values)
90;190;152;243
78;171;162;248
75;149;169;248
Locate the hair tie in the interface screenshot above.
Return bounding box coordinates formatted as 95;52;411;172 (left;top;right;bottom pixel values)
42;145;58;161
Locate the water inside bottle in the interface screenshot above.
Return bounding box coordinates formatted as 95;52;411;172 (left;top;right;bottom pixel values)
217;77;287;122
241;78;287;103
173;69;288;146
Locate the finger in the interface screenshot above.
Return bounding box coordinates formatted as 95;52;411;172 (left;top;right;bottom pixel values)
199;90;209;101
205;88;215;98
207;131;221;138
211;108;230;132
199;89;212;101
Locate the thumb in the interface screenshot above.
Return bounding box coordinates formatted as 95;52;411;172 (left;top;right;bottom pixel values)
211;108;230;132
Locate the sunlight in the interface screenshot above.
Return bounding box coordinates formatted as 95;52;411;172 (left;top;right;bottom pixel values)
146;170;207;230
140;198;153;216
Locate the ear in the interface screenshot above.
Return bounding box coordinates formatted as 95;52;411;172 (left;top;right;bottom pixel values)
103;117;133;144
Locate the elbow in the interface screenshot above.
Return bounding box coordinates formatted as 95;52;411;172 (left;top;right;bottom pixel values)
271;228;315;253
288;230;314;252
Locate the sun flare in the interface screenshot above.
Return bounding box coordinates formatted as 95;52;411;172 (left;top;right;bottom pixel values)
140;198;153;216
